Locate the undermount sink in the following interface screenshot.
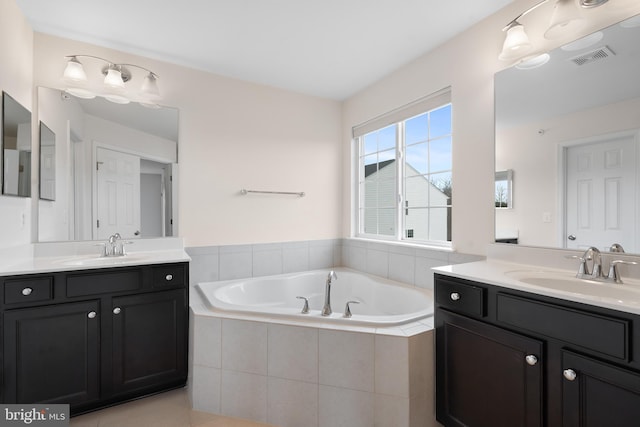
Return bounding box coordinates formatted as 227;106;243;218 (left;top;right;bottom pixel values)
55;254;146;267
504;269;640;303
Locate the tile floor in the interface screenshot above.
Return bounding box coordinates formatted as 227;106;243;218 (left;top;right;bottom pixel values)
70;387;275;427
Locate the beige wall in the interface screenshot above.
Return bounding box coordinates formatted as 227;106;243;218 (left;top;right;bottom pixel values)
341;0;640;256
0;0;33;249
32;33;343;248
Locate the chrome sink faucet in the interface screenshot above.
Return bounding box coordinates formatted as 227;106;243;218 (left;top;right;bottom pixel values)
572;246;638;284
574;246;603;279
107;233;122;256
609;243;625;253
585;246;603;279
321;270;337;316
100;232;131;257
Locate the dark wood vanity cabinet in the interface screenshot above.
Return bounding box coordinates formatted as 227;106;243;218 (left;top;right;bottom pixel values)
3;300;101;405
111;288;187;396
435;273;640;427
1;262;188;415
437;309;543;427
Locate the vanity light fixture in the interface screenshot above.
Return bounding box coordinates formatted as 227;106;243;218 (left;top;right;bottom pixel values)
544;0;585;39
499;22;533;61
62;55;161;107
499;0;547;61
499;0;608;62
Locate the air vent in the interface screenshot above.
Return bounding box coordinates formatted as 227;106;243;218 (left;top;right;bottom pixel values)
569;46;615;66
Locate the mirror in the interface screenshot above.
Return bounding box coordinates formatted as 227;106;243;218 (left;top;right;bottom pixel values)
37;87;179;242
495;14;640;253
495;169;513;209
39;121;56;201
2;92;32;198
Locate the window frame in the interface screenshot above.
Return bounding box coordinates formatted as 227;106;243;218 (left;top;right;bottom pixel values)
352;89;452;247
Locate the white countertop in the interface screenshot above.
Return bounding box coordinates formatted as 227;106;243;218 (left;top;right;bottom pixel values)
0;238;190;276
434;259;640;316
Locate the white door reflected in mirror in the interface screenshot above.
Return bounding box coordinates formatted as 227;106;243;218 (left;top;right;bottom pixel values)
96;148;141;240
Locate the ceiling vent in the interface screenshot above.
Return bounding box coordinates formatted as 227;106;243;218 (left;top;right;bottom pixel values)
569;46;615;66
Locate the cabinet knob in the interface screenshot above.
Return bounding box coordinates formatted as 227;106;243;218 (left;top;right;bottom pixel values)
113;307;122;315
450;292;461;301
22;287;33;296
563;369;577;381
525;355;538;366
88;311;97;319
165;274;173;281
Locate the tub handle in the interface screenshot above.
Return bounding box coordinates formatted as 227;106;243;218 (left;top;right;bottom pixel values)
296;296;310;314
343;300;360;318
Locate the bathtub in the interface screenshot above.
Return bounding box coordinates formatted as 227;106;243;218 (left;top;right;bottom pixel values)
195;267;433;326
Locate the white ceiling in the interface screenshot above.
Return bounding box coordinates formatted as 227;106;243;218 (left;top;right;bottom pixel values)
15;0;512;100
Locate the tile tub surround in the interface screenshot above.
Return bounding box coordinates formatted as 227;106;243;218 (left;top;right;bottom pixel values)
188;301;435;427
186;240;342;285
186;238;483;290
186;238;476;426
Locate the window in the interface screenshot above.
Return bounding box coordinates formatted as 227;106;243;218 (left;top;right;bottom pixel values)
354;89;452;245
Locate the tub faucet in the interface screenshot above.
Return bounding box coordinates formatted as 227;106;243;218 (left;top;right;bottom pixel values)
321;270;337;316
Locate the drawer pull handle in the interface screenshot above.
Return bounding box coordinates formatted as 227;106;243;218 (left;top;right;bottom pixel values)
165;274;173;281
22;287;33;296
525;355;538;366
113;307;122;315
563;369;577;381
450;292;461;301
88;311;97;319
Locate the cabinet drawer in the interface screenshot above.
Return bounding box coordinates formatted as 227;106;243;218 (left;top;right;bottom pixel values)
67;269;142;297
435;276;486;317
4;277;53;305
152;264;186;288
497;293;629;361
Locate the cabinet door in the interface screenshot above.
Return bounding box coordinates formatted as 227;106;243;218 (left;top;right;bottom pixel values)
3;300;100;405
436;310;543;427
563;350;640;426
111;289;187;395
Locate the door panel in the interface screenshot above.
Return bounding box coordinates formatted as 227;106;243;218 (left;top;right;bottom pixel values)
111;289;187;395
565;134;637;251
3;301;100;405
562;350;640;426
436;310;543;427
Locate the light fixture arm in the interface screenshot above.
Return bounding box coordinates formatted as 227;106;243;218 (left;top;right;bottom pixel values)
502;0;549;31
